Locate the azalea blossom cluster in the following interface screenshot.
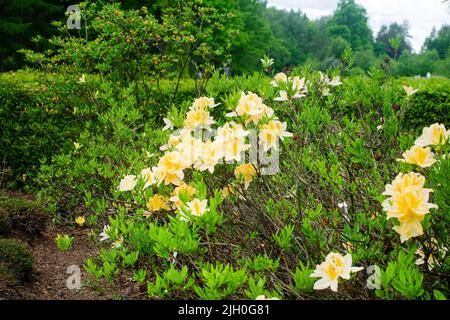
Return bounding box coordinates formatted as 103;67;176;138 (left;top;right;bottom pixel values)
118;93;292;222
310;252;363;292
383;123;448;242
271;72;308;101
318;71;342;96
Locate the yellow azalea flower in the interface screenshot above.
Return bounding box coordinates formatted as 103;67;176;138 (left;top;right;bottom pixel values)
183;109;215;130
382;172;427;197
157;151;190;186
222;136;251;163
191;97;219;110
398;146;436;168
179;198;208;221
160;133;183;151
259;120;293;152
271;72;288;87
75;216;85;226
235;163;257;189
187;198;208;217
259;128;278;151
414;123;449;147
176;134;204;166
118;175;137;192
147;194;170;212
402;85;418;96
169;183;197;209
274;90;289;102
140;168;156;190
321;87;330;96
310;252;363;292
382;186;438;242
292;76;306;91
227;92;269;125
328;76;342;87
194;140;223;173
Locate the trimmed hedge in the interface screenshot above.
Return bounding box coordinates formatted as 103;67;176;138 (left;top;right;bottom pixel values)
0;238;33;283
401;77;450;129
0;195;47;237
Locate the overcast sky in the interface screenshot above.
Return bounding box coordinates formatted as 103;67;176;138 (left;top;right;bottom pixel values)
267;0;450;52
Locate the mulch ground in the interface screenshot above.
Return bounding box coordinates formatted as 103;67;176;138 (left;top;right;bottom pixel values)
0;190;146;300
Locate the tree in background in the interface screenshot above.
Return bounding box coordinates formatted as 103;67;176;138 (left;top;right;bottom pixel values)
266;8;310;69
326;0;373;52
375;22;413;58
424;25;450;59
0;0;67;71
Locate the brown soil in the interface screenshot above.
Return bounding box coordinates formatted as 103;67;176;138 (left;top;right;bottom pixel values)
0;191;146;300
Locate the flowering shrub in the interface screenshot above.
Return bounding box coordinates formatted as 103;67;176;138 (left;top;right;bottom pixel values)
31;65;449;300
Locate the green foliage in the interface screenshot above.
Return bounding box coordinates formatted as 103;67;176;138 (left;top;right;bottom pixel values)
194;263;247;299
292;262;315;293
0;238;34;282
400;78;450;129
147;265;192;298
55;234;74;252
376;251;425;299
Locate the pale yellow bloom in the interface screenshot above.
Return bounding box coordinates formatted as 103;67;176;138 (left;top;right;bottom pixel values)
140;168;156;190
274;90;289;102
191;97;219;110
321;87;330;96
235;163;257;189
329;76;342;87
169;183;197;209
414;123;449;147
402;86;418;96
271;72;288;87
147;194;170;212
223;136;251;162
179;198;208;221
176;135;204;166
382;172;428;198
310;252;363;292
194;140;223;173
259;120;293;151
73;142;82;150
118;175;137;192
75;216;85;226
184;109;215;130
398;146;436;168
228;92;270;125
382;172;436;242
156;151;190;186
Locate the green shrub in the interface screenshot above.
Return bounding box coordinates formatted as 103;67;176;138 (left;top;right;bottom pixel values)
0;194;47;237
0;238;34;283
400;77;450;130
0;72;83;183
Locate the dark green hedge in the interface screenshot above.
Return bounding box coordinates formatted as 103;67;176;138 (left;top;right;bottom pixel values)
403;78;450;129
0;238;33;283
0;75;80;184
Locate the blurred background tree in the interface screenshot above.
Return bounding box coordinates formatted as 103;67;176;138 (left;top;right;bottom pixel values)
1;0;449;77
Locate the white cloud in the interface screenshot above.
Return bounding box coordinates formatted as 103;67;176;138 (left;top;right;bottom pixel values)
267;0;450;52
